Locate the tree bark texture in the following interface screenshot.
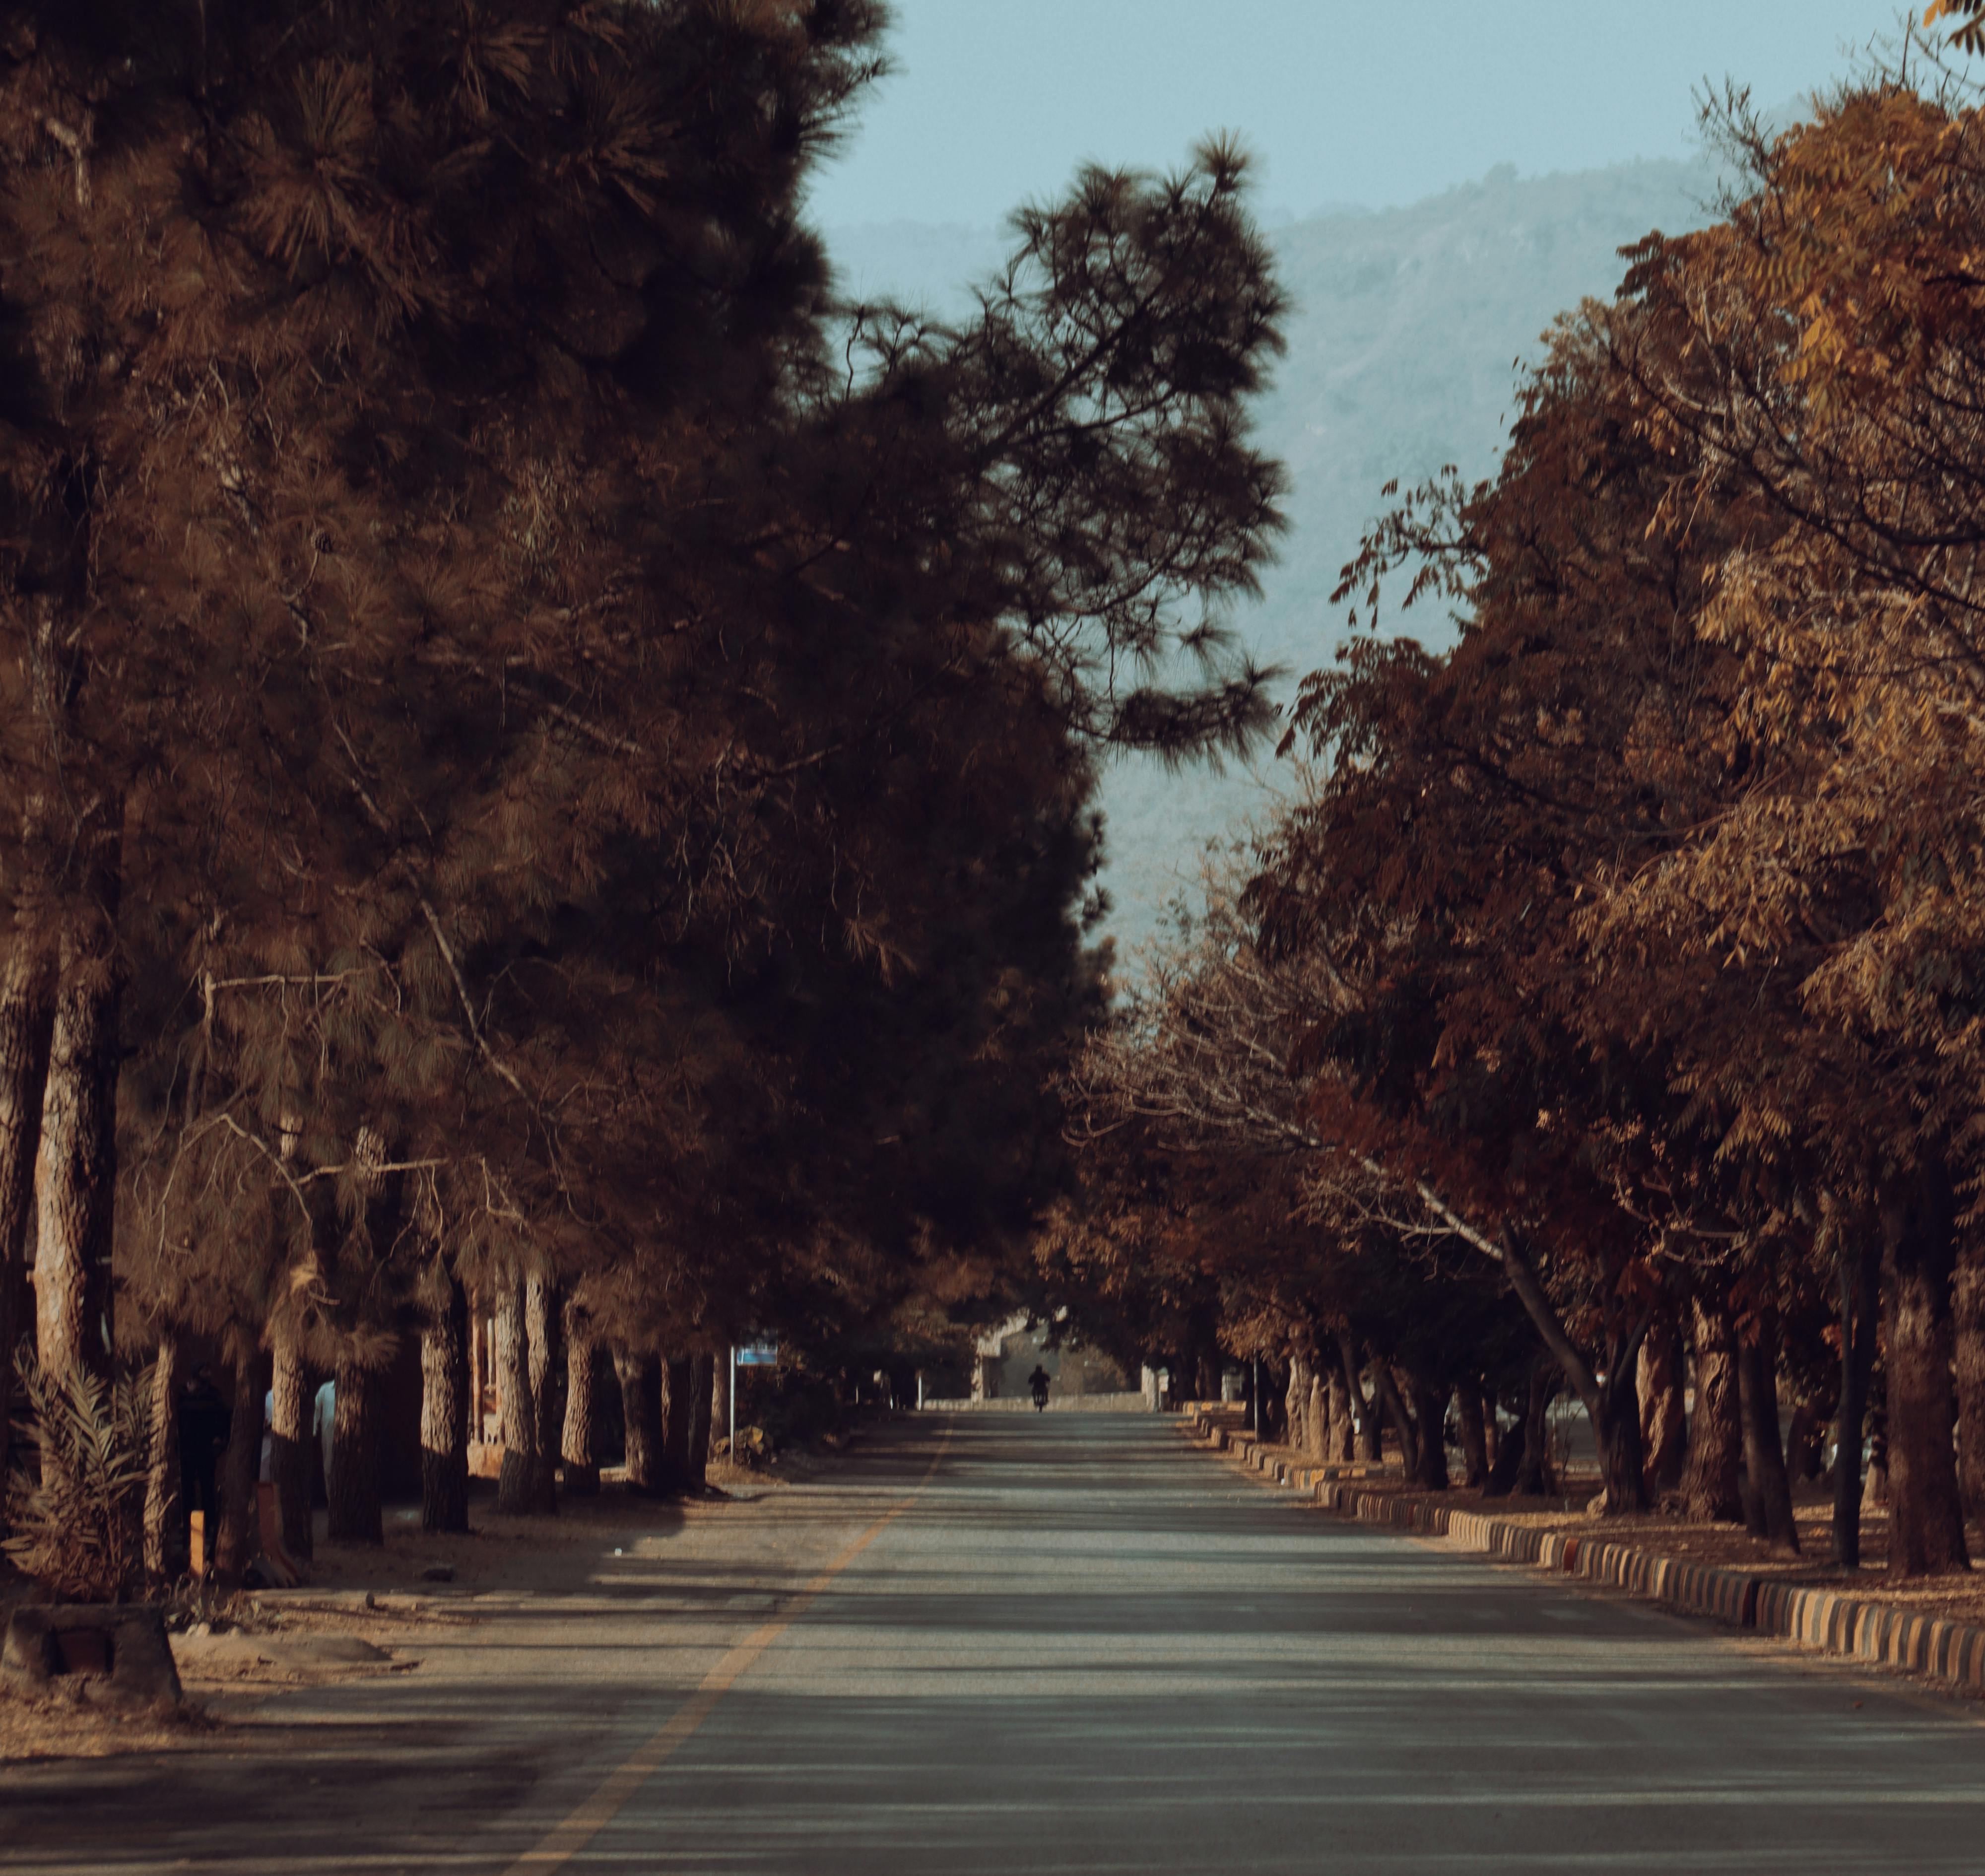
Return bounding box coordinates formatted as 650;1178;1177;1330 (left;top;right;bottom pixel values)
1337;1335;1381;1462
1637;1311;1688;1496
143;1333;185;1582
269;1321;313;1561
1882;1174;1971;1578
662;1356;694;1492
1737;1309;1800;1554
1285;1355;1311;1454
1485;1411;1526;1496
1408;1372;1450;1490
1834;1224;1880;1569
1513;1362;1558;1498
493;1271;534;1515
213;1347;262;1586
1326;1364;1353;1462
687;1352;715;1490
615;1349;663;1494
0;940;53;1501
562;1302;600;1496
33;952;120;1382
1456;1382;1490;1487
1374;1359;1419;1477
1306;1370;1327;1463
328;1354;384;1544
526;1273;559;1516
1954;1232;1985;1522
421;1261;470;1534
1679;1298;1743;1522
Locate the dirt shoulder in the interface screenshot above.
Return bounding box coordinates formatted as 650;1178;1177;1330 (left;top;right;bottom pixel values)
0;1432;877;1766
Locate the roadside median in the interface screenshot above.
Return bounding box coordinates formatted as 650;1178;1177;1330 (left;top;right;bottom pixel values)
1179;1405;1985;1697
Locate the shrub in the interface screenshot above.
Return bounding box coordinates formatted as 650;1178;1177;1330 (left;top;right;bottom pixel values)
3;1355;152;1603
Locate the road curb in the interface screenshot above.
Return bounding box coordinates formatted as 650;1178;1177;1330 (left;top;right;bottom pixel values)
1177;1407;1985;1696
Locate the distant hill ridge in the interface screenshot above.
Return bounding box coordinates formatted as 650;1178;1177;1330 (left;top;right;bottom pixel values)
823;155;1717;954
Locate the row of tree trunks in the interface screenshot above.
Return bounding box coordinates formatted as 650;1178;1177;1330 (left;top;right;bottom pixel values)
421;1259;470;1534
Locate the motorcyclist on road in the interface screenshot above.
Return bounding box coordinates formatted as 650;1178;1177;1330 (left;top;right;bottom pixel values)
1028;1365;1051;1412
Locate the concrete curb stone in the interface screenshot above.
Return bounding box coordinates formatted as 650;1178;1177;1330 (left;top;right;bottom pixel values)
1175;1405;1985;1696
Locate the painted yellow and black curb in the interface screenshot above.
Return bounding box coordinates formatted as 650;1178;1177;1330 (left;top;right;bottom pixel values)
1177;1406;1985;1696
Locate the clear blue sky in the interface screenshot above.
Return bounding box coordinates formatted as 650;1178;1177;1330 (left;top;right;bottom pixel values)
807;2;1911;227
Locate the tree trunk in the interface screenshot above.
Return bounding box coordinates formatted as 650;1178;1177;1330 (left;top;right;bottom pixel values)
1285;1355;1311;1454
1326;1363;1352;1462
1737;1309;1800;1555
0;939;53;1502
328;1355;383;1544
1513;1362;1558;1498
1485;1407;1526;1496
421;1260;470;1534
1408;1372;1450;1490
1954;1231;1985;1522
1784;1400;1826;1484
687;1352;715;1490
1637;1311;1688;1496
1456;1382;1490;1487
662;1356;694;1492
32;949;121;1382
269;1320;313;1560
1833;1221;1880;1570
213;1346;262;1586
1494;1238;1647;1512
1306;1370;1327;1463
615;1349;664;1494
143;1333;185;1582
1882;1172;1970;1578
1372;1360;1420;1479
1337;1334;1381;1462
562;1301;600;1496
493;1271;534;1515
709;1349;730;1454
1679;1297;1743;1522
526;1273;559;1516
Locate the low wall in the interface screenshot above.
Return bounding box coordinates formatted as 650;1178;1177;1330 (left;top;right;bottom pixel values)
1181;1407;1985;1696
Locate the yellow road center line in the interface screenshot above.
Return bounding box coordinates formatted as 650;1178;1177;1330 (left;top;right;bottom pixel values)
503;1427;953;1874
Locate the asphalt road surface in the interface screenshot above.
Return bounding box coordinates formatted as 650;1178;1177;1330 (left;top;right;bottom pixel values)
7;1413;1985;1874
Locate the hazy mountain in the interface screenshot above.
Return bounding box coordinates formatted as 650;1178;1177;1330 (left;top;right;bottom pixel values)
824;155;1718;959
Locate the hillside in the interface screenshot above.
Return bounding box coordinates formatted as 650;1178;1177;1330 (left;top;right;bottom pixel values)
824;156;1717;955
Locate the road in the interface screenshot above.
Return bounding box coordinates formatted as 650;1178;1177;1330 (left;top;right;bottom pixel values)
6;1413;1985;1873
